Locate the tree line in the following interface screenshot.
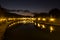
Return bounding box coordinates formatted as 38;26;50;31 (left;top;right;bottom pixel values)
0;5;60;18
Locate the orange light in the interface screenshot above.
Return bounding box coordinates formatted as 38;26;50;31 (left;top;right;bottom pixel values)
38;18;41;20
41;24;46;28
50;18;55;22
42;18;46;21
50;26;54;32
38;23;40;27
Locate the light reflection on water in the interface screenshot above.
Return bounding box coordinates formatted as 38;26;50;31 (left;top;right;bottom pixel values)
34;23;55;33
41;24;46;29
50;26;54;32
8;20;56;33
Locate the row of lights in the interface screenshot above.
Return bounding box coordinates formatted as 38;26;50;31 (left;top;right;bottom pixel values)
7;17;56;22
9;20;34;27
34;23;54;32
0;18;7;22
0;17;55;23
38;18;55;22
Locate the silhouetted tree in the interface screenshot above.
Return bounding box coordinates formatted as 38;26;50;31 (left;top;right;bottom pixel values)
49;8;60;17
39;13;48;17
34;12;48;17
0;5;6;17
0;5;20;17
33;13;39;17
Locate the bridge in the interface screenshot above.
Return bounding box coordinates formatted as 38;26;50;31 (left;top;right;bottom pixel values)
0;17;60;40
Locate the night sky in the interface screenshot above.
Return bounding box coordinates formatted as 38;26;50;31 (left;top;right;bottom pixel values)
0;0;60;13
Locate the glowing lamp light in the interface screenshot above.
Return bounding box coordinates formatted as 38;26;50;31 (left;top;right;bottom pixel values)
50;18;55;22
23;21;26;24
8;18;12;20
32;18;36;20
38;18;41;20
0;18;6;22
42;18;46;21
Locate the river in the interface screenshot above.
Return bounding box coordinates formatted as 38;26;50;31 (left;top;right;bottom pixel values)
3;23;60;40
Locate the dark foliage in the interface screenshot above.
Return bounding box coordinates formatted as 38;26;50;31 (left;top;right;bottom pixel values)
49;8;60;18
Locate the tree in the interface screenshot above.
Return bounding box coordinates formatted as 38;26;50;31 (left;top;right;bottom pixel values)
49;8;60;17
0;5;5;17
34;12;48;17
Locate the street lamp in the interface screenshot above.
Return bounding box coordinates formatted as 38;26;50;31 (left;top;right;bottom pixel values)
38;18;41;20
42;18;46;21
49;18;55;22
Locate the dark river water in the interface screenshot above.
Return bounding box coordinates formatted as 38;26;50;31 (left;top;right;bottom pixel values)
3;23;60;40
